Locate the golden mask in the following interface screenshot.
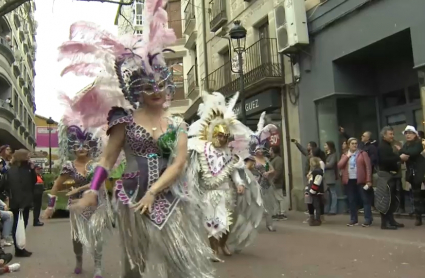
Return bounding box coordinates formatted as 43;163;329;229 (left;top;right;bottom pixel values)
212;124;230;148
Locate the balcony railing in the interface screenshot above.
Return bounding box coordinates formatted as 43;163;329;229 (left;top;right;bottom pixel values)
184;0;195;30
187;65;198;95
206;38;282;95
209;0;227;32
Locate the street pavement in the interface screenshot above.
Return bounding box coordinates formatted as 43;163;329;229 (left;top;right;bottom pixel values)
5;212;425;278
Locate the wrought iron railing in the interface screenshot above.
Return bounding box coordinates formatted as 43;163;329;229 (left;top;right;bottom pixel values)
209;0;226;31
184;0;195;29
187;65;198;94
206;38;281;94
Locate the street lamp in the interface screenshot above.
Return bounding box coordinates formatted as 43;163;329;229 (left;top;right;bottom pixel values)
46;117;55;173
229;20;247;124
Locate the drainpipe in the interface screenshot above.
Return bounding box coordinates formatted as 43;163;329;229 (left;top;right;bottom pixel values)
280;52;293;210
201;0;209;91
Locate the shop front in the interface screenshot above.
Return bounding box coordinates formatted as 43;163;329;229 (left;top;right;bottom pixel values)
295;0;425;212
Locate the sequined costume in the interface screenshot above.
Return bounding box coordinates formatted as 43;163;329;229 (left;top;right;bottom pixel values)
48;119;113;278
55;0;215;277
187;92;264;260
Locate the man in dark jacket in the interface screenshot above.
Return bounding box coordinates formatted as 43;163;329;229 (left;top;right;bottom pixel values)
377;126;404;230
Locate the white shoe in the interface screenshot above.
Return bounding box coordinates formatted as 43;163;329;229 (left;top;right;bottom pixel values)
8;263;20;272
0;239;11;247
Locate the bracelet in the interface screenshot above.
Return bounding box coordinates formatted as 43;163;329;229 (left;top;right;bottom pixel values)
90;166;109;191
47;194;57;208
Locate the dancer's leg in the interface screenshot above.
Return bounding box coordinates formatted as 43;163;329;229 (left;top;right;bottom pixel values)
219;232;232;256
93;236;103;278
72;239;83;274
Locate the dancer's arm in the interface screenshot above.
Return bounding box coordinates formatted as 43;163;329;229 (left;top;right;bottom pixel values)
87;123;126;194
149;125;188;195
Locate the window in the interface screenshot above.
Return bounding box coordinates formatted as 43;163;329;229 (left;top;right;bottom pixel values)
221;50;232;84
414;109;424;132
133;0;144;26
383;89;406;108
408;84;420;103
135;30;143;35
258;21;271;64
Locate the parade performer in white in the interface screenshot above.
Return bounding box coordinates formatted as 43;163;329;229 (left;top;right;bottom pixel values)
187;91;264;262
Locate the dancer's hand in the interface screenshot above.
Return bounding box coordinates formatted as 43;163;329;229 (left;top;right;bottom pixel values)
66;187;81;197
237;185;245;194
131;190;155;215
70;191;98;214
42;208;54;219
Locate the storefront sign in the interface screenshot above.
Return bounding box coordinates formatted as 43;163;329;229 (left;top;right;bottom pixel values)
232;89;281;117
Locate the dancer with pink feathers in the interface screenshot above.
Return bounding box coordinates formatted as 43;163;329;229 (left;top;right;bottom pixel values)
43;84;113;278
56;0;215;277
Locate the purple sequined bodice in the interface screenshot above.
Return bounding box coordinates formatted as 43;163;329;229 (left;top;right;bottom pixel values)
108;107;180;230
61;161;92;199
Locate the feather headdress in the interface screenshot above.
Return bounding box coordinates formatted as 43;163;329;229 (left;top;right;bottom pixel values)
249;112;278;155
57;0;177;131
189;91;252;142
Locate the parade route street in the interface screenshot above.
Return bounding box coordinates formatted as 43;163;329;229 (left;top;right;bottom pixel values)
6;212;425;278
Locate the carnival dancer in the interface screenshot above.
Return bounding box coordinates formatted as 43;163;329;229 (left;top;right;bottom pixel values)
56;1;215;277
247;112;278;232
43;106;111;278
187;91;264;262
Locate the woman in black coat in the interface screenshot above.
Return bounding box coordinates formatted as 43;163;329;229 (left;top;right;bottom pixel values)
399;126;425;226
3;149;36;257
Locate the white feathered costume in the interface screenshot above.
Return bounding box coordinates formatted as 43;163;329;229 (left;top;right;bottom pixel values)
187;91;264;259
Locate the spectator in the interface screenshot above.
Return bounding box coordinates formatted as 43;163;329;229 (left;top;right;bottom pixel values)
4;149;36;257
341;141;348;154
399;125;425;226
339;127;378;169
305;157;325;226
291;139;325;175
338;137;373;227
324;141;338;215
0;199;13;247
377;126;404;230
33;166;44;227
269;146;288;221
418;130;424;139
0;146;12;175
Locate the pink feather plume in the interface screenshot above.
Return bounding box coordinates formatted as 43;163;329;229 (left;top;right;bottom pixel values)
60;63;103;77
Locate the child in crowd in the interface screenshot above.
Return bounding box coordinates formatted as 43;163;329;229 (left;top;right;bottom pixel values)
305;157;325;226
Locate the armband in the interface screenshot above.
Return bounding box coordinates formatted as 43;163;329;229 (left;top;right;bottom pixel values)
47;194;57;208
90;166;109;191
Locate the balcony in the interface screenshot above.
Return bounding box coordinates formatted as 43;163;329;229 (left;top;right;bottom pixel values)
184;0;196;35
0;37;14;65
186;65;199;100
206;38;282;96
209;0;227;32
0;99;15;122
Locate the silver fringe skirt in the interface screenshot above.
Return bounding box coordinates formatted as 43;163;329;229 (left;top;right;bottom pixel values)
115;200;215;278
70;188;113;255
261;186;277;216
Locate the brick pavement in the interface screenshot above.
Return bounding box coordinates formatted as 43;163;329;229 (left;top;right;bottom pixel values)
5;212;425;278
